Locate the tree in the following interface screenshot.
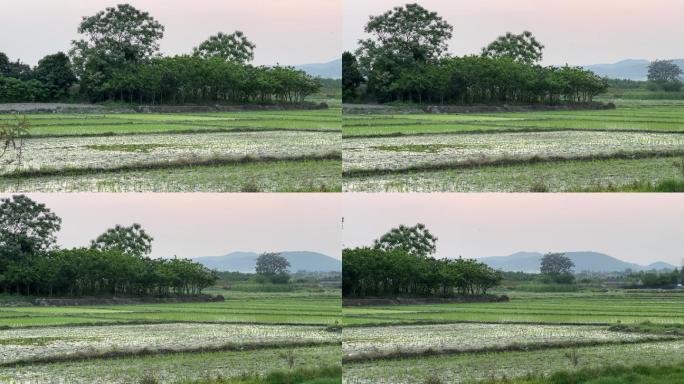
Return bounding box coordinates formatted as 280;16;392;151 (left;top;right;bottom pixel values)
33;52;77;98
193;31;256;64
0;195;62;258
482;31;544;65
90;223;153;257
540;252;574;275
648;60;683;82
0;53;10;77
255;252;290;275
356;3;452;101
70;4;164;99
342;51;364;101
373;223;437;258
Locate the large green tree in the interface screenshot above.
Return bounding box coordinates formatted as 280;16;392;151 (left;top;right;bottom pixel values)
482;31;544;65
90;223;153;257
0;195;61;259
373;223;437;258
255;252;290;275
193;31;256;64
69;4;164;99
33;52;77;98
648;60;683;82
540;252;574;275
356;3;452;101
342;51;364;101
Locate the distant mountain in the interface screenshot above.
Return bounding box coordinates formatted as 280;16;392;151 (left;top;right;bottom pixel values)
193;251;341;273
295;58;341;79
583;59;684;81
477;251;677;273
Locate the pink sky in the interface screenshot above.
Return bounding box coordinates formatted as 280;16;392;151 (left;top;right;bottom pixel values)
0;0;340;66
343;194;684;266
344;0;684;65
2;193;341;260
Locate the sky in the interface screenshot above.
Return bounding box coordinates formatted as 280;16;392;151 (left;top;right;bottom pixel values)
343;0;684;66
0;0;340;66
3;194;341;260
343;194;684;266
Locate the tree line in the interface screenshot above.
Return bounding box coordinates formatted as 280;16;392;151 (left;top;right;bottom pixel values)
0;195;217;297
342;3;608;104
0;4;321;104
342;224;501;297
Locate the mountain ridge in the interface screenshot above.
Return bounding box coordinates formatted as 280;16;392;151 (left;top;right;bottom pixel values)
475;251;676;273
193;251;341;272
294;58;341;79
583;59;684;80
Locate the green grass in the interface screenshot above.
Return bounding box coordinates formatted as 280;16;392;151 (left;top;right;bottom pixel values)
344;155;684;192
0;159;342;192
343;339;684;384
482;361;684;384
186;366;342;384
343;291;684;327
0;290;341;328
0;345;341;384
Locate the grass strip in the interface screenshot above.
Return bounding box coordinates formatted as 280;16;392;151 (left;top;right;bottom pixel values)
0;340;341;368
343;149;684;178
341;336;676;364
2;151;341;179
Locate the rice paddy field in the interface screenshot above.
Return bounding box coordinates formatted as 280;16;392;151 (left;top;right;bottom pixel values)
0;290;342;383
342;290;684;383
343;100;684;192
0;108;342;192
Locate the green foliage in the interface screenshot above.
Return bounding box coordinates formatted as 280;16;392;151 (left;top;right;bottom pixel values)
482;31;544;65
540;253;574;281
349;5;606;104
0;195;216;296
373;223;437;257
90;223;153;257
193;31;256;64
0;76;51;102
69;4;165;97
256;253;291;284
93;56;321;104
342;52;363;102
343;247;501;297
0;194;61;257
33;52;77;99
648;59;683;82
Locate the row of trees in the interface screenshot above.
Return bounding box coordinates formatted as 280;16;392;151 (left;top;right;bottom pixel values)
88;57;321;104
0;195;217;297
342;224;501;297
343;3;607;104
1;4;321;104
0;52;77;102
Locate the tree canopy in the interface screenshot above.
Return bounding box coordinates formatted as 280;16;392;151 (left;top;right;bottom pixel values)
193;31;256;64
344;224;501;298
90;223;153;257
648;60;683;82
255;252;290;275
540;252;574;275
0;195;216;297
373;223;437;258
482;31;544;65
344;4;607;105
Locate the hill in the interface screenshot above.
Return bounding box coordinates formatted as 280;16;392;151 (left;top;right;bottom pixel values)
295;58;341;79
477;251;676;273
584;59;684;80
193;251;341;272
